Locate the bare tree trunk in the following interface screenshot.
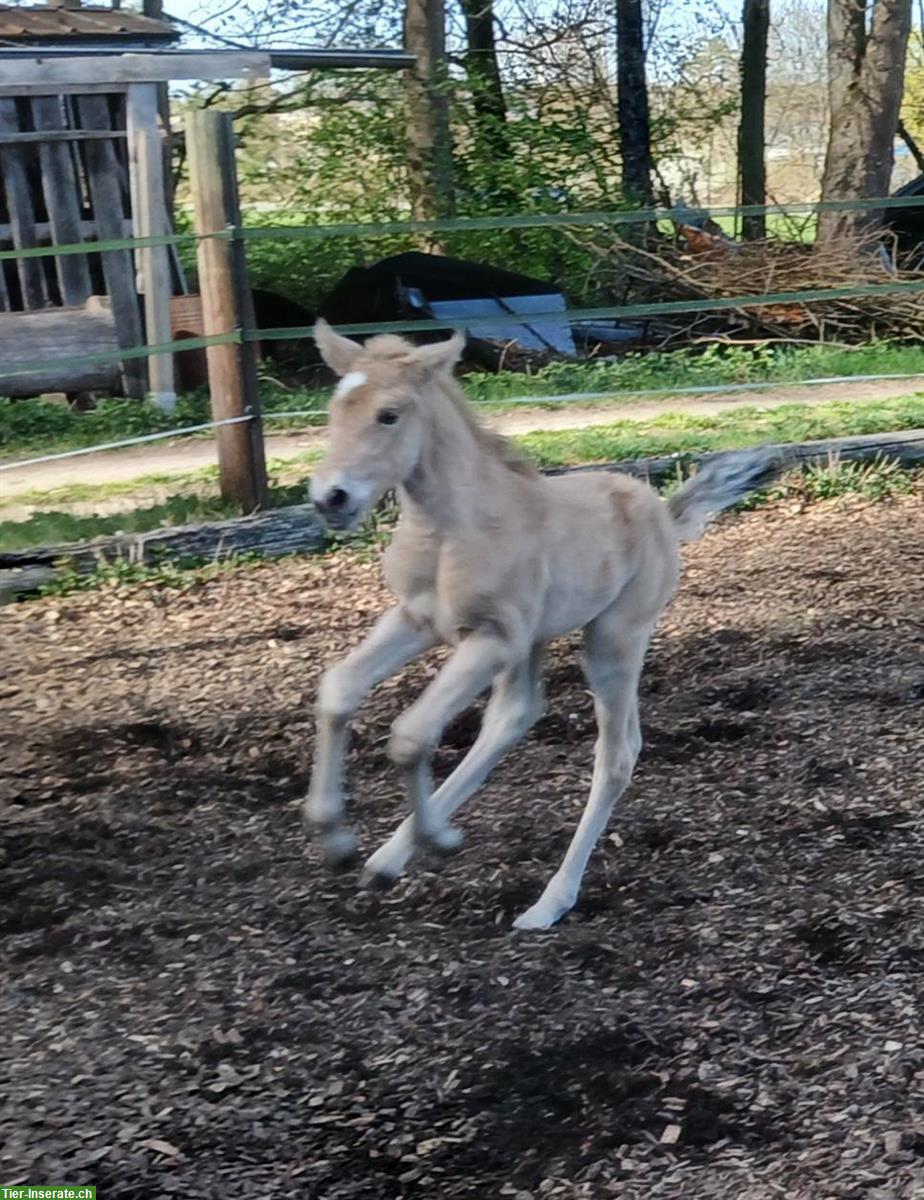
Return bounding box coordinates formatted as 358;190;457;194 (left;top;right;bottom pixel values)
403;0;455;221
616;0;654;208
738;0;770;240
818;0;911;245
458;0;510;180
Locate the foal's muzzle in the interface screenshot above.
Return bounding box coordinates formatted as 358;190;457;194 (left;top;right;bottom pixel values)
312;484;362;531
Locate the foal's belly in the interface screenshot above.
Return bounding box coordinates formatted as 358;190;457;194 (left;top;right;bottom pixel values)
535;474;648;638
538;538;633;638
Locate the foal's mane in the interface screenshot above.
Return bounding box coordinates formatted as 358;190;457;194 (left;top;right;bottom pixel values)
365;335;539;480
438;375;539;478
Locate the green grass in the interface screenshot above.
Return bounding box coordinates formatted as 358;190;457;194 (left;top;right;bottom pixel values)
760;455;916;505
4;340;924;458
38;552;269;598
464;340;924;406
516;394;924;467
0;494;240;552
8;467;221;508
3;392;922;555
0;379;326;457
29;456;922;599
0;478;310;553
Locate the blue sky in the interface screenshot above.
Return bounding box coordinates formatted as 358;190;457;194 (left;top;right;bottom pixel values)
161;0;747;49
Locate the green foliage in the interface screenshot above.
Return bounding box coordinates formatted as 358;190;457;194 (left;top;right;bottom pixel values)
464;341;924;403
767;455;917;505
39;552;267;598
0;493;239;552
0;393;208;454
0;476;311;553
6;391;923;557
3;340;924;461
0;381;328;457
29;454;921;599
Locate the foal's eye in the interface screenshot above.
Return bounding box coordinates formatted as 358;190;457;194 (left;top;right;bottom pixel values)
377;409;400;426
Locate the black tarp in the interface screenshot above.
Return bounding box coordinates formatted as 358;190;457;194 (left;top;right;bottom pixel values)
884;175;924;247
319;251;562;331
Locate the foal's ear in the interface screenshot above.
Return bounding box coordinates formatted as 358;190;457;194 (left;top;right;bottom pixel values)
407;330;466;378
314;318;362;376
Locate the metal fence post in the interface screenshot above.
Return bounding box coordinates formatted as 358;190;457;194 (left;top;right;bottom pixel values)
186;108;267;511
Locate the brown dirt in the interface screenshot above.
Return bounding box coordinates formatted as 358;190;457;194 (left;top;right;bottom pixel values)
2;494;924;1199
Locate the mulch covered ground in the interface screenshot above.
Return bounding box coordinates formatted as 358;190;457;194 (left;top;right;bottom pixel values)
2;491;923;1200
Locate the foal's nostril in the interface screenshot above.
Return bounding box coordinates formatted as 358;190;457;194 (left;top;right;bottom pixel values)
325;486;350;511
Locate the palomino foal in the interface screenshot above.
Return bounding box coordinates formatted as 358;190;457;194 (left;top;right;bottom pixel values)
305;320;776;930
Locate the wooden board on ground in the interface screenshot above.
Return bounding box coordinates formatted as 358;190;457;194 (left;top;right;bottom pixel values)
0;296;120;395
544;428;924;484
0;505;326;600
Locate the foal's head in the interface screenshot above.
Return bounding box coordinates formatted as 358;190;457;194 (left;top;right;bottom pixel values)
310;320;465;530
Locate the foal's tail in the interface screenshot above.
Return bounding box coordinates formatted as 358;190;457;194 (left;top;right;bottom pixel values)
667;447;782;542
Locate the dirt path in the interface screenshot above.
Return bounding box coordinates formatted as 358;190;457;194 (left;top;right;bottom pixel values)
2;375;922;503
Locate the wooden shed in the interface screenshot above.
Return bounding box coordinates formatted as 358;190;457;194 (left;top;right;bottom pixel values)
0;3;267;408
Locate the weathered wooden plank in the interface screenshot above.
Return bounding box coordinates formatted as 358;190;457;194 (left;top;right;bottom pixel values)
0;83;130;99
75;93;145;398
128;85;175;410
0;219;133;242
0;566;58;605
31;95;93;306
0;53;271;89
0;129;127;145
0;98;49;310
0;296;120;395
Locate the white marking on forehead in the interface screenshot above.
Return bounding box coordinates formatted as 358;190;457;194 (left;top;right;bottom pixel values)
333;371;367;399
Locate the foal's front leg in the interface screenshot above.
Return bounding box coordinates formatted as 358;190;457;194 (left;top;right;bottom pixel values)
304;606;435;861
386;630;513;849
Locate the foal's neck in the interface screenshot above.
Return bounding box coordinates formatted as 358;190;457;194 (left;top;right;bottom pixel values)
399;380;510;533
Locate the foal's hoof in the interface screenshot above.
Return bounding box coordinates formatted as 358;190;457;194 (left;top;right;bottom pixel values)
422;823;465;856
359;867;399;892
319;827;360;868
512;894;572;931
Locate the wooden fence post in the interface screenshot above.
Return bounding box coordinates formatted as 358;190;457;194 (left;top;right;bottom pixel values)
186;108;267;511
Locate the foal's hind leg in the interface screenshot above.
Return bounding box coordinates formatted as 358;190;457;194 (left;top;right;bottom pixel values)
304;606;435;862
363;648;545;883
513;616;652;931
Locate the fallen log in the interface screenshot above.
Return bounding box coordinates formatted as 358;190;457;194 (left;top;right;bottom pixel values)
2;428;923;602
543;427;924;483
0;503;325;602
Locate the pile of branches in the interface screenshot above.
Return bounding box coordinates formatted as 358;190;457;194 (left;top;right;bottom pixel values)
570;224;924;346
460;335;565;374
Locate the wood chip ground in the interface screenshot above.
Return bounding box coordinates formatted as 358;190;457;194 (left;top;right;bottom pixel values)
2;492;923;1199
